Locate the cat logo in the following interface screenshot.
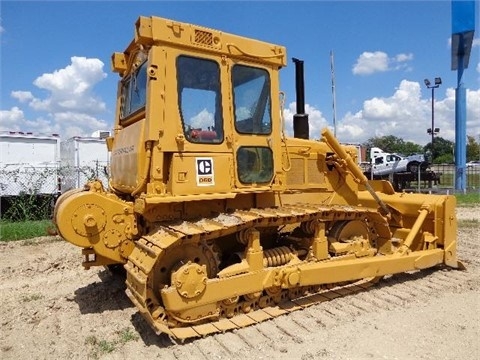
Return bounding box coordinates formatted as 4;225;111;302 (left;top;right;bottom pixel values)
196;157;214;186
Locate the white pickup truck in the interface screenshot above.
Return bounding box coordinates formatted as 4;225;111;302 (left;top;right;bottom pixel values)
369;147;427;176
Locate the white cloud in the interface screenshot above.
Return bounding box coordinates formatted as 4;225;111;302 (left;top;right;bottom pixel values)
277;78;480;146
352;51;414;75
466;88;480;133
334;80;480;146
476;62;480;73
11;91;34;103
30;56;107;114
0;107;25;131
0;107;58;135
8;57;109;138
282;102;329;139
189;108;214;129
352;51;389;75
394;53;414;62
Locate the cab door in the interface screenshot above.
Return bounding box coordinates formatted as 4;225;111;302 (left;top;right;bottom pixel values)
230;63;276;189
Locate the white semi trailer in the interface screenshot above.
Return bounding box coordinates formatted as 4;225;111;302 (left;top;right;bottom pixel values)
60;132;110;192
0;131;61;197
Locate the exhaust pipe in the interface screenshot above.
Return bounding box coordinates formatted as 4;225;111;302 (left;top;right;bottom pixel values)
292;58;309;139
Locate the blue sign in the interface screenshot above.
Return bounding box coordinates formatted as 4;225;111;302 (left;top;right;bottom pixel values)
451;1;475;70
452;1;475;34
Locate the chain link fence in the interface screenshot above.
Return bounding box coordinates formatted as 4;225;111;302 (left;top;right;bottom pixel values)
0;162;109;221
430;164;480;191
1;162;478;221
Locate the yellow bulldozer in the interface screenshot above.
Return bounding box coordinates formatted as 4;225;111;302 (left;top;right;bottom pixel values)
55;16;462;340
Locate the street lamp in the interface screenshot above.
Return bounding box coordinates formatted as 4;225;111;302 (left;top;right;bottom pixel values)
424;77;442;161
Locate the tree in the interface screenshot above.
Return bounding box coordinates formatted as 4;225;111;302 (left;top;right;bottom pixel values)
362;135;423;159
424;137;454;164
400;141;424;156
466;135;480;162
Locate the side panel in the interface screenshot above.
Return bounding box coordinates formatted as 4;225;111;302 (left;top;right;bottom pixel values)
169;153;234;195
110;119;146;192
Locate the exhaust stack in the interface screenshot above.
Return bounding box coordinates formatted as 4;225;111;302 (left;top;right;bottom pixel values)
292;58;309;139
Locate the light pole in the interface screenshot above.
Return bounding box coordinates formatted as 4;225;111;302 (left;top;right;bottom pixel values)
424;77;441;162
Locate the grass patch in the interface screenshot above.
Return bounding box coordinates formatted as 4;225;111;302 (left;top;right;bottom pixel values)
84;328;139;359
117;327;139;343
0;220;54;241
455;192;480;206
21;293;44;302
85;335;116;359
97;339;116;354
440;173;480;189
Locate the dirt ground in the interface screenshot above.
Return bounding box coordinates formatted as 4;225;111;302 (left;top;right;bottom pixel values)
1;207;478;360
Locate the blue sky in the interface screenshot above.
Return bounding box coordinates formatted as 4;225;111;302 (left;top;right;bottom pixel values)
1;0;479;145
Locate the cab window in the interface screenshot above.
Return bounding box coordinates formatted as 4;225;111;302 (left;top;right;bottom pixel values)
375;157;384;165
232;65;271;134
120;61;148;119
237;147;273;184
177;56;223;143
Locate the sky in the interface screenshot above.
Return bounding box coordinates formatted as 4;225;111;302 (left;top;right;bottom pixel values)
0;0;479;146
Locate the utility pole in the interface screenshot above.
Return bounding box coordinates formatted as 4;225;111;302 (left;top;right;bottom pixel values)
330;50;337;137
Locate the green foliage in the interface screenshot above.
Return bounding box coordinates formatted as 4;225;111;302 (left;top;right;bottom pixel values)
84;328;139;359
84;335;115;359
0;220;54;241
98;340;116;354
435;153;454;164
455;192;480;206
21;293;44;302
424;136;454;163
2;193;56;221
466;135;480;162
362;135;423;157
117;327;139;343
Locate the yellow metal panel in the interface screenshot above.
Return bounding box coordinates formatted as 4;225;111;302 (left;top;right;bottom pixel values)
286;158;305;185
170;153;233;195
133;16;287;68
111;52;127;73
110;119;146;191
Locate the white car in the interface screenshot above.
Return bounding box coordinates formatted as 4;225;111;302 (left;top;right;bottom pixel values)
466;160;480;168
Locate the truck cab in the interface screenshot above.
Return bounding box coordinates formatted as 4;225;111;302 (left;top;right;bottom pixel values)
370;147;408;176
370;147;427;176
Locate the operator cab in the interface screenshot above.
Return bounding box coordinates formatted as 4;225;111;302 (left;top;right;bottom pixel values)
109;16;286;198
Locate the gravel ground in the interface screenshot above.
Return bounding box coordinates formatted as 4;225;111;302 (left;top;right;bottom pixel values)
0;206;478;360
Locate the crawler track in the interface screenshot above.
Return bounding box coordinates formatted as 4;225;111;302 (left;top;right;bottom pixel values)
125;204;405;340
162;264;475;358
